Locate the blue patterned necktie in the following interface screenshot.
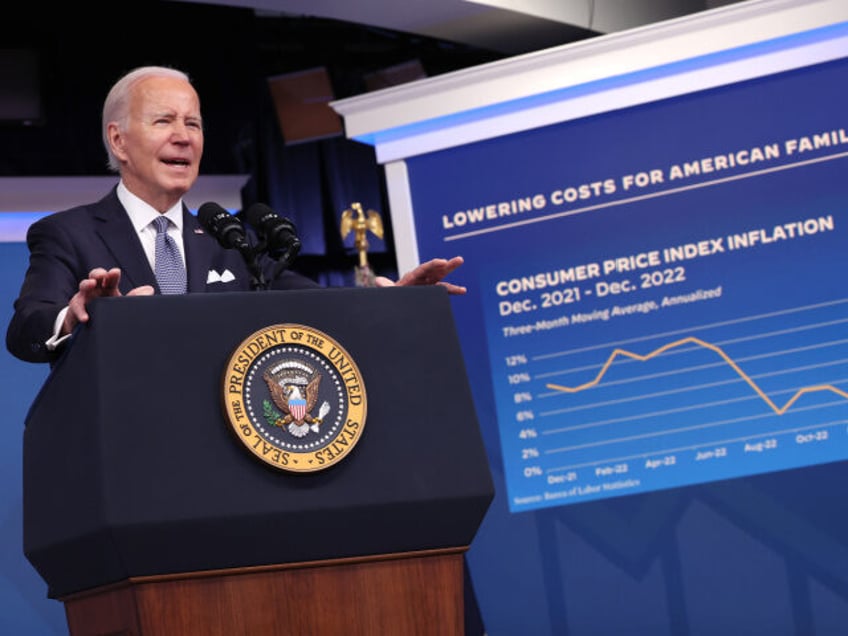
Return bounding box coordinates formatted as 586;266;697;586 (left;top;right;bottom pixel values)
153;215;186;294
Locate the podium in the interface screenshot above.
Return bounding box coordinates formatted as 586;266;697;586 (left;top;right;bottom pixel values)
23;287;494;635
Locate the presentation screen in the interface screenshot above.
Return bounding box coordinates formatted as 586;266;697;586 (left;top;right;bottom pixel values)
405;54;848;513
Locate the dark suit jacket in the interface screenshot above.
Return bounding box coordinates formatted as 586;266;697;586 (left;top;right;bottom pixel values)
6;187;320;363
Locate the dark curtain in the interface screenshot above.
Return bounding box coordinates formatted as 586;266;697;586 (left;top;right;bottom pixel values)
243;83;399;289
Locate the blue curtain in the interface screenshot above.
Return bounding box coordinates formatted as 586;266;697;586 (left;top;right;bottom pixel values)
244;88;399;288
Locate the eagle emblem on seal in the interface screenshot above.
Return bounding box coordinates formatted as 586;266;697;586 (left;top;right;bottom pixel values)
263;361;331;438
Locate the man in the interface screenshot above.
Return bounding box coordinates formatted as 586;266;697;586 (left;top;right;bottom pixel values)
6;66;464;364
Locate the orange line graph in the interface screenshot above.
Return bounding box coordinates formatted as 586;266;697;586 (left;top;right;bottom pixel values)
545;336;848;415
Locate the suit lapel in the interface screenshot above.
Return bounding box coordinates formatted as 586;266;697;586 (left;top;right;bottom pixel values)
93;190;157;293
182;207;216;293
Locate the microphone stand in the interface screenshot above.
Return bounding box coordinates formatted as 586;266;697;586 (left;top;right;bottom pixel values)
269;241;301;282
225;222;301;291
241;238;299;291
237;243;267;291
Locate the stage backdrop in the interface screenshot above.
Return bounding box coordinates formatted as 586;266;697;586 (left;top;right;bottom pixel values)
332;1;848;634
0;244;57;635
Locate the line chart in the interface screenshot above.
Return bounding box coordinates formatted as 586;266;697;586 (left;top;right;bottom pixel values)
545;336;848;415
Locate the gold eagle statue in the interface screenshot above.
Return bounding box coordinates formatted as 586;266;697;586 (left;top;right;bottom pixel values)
340;201;383;271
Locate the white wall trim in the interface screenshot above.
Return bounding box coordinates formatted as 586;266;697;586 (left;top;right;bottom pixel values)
331;0;848;162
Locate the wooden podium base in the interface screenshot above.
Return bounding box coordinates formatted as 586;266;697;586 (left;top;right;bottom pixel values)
62;548;466;636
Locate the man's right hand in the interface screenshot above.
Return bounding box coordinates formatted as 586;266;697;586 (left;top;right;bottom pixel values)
62;268;154;336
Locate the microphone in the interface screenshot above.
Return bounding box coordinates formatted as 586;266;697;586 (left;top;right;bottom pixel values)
197;202;250;251
243;203;302;264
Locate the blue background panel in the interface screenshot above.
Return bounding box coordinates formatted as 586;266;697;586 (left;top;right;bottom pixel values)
405;56;848;634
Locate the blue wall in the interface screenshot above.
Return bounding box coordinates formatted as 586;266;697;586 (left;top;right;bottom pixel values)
0;243;64;635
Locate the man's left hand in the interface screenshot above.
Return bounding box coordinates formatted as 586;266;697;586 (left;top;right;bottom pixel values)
375;256;466;295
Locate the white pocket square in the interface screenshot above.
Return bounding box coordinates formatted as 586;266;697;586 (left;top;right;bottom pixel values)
207;269;236;284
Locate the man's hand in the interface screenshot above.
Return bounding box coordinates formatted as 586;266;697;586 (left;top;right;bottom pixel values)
375;256;467;295
62;268;154;336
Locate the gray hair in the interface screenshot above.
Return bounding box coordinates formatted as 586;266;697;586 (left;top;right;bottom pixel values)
101;66;192;172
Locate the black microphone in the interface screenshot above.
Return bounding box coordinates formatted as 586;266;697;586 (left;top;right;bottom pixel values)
197;202;250;251
243;203;302;263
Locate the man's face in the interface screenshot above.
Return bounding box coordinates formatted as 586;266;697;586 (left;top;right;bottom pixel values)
108;76;204;211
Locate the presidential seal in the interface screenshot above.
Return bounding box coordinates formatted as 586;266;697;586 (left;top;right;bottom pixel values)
223;323;367;472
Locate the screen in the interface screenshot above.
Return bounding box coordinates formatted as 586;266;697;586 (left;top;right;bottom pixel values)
406;54;848;512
